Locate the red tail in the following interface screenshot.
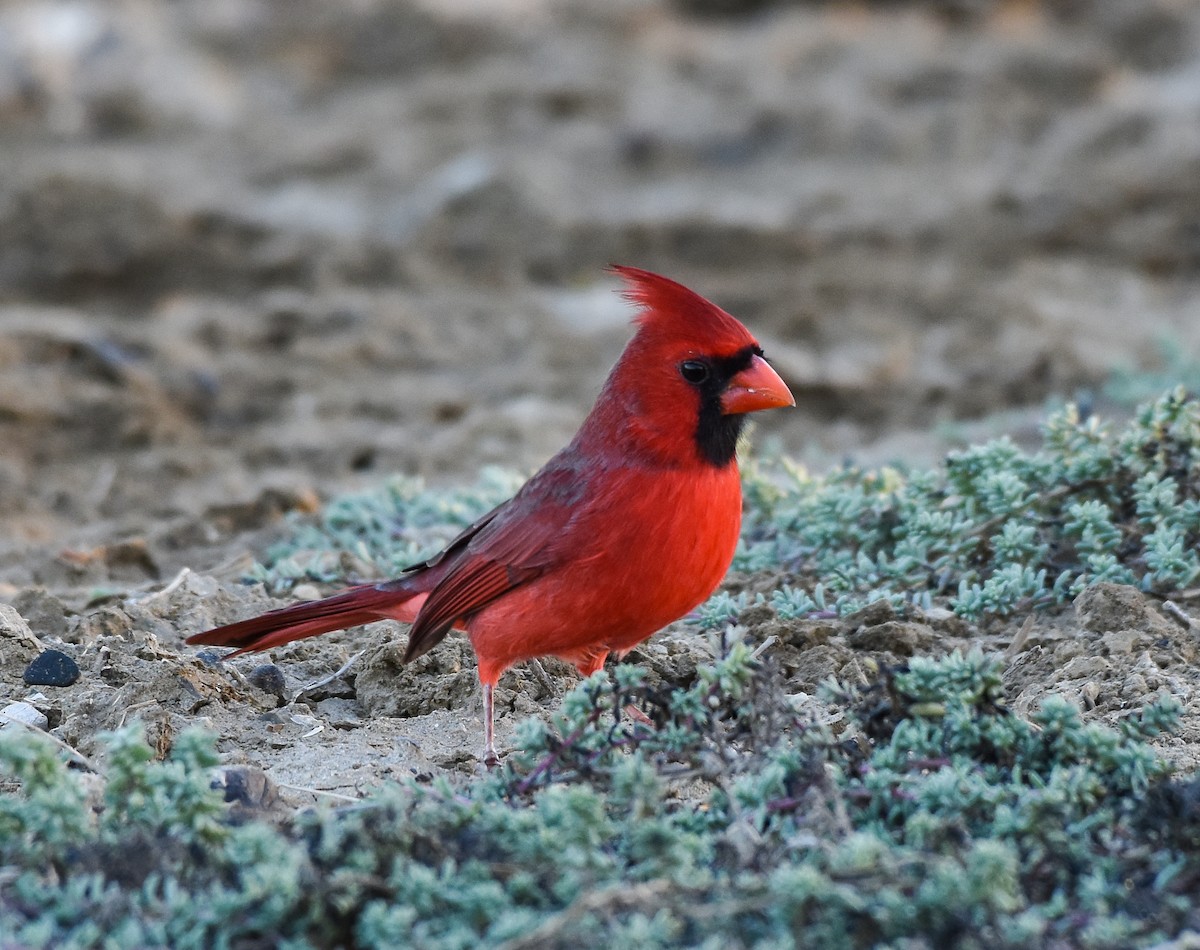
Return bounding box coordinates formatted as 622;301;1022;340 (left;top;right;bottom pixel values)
187;583;426;656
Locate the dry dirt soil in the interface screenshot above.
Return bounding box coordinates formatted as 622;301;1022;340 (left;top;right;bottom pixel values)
2;0;1199;800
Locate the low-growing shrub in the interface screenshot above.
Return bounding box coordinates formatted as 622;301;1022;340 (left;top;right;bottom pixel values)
2;647;1197;948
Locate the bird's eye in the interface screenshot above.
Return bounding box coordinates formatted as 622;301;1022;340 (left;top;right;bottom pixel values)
679;360;710;384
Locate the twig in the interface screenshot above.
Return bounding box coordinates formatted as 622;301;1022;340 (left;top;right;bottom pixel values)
516;720;591;796
292;651;365;700
1161;600;1197;631
134;567;191;604
516;694;609;796
127;553;256;600
968;483;1076;541
275;781;363;803
751;635;778;661
117;699;161;728
0;716;94;771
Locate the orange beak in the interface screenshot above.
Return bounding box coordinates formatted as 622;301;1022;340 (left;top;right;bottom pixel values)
720;355;795;415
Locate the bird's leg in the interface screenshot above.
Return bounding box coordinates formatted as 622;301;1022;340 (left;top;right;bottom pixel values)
482;683;500;769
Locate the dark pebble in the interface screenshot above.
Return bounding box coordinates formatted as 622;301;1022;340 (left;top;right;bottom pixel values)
195;649;227;667
248;664;287;697
23;649;81;687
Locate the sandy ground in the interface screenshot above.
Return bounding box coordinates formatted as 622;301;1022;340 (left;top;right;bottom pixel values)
2;0;1199;799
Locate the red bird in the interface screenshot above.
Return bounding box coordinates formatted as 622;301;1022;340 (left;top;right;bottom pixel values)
188;267;794;766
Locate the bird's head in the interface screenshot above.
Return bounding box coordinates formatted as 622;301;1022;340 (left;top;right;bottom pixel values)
585;266;794;467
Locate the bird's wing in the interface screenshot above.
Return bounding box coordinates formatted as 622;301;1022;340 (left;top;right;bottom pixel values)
400;454;588;662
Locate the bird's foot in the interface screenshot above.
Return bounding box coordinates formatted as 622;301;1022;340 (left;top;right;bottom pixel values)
482;748;502;771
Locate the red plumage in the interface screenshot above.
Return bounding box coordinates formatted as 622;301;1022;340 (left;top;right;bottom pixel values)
188;266;794;765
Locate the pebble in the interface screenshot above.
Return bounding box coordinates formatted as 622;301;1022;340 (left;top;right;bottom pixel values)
182;572;220;597
195;649;227;666
1;701;49;731
315;697;363;729
248;663;288;698
0;603;41;646
23;649;80;687
213;765;281;810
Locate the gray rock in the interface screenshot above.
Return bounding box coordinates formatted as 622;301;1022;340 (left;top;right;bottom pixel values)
0;701;49;731
248;663;288;698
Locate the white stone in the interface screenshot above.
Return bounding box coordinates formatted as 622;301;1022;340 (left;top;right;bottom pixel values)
1;701;49;731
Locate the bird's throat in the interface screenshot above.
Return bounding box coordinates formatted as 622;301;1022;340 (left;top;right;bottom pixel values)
694;410;745;467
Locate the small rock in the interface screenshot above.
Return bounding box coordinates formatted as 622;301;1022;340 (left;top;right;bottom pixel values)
841;600;898;631
248;663;287;698
212;766;282;812
1;701;49;731
195;649;227;666
23;649;81;687
315;697;363;729
779;619;838;651
1101;630;1144;655
848;621;933;657
1053;640;1087;664
1120;673;1150;702
1074;583;1175;637
915;606;974;638
0;604;43;649
182;572;220;597
1060;655;1110;679
75;606;135;640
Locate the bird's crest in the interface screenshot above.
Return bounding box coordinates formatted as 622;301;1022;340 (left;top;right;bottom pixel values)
610;265;756;354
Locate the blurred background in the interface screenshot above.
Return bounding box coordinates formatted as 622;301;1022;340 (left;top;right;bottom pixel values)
1;0;1199;587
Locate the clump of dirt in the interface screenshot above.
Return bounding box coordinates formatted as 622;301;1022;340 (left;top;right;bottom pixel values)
356;641;480;718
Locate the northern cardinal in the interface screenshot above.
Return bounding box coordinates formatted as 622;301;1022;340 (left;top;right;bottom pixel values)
188;267;794;765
